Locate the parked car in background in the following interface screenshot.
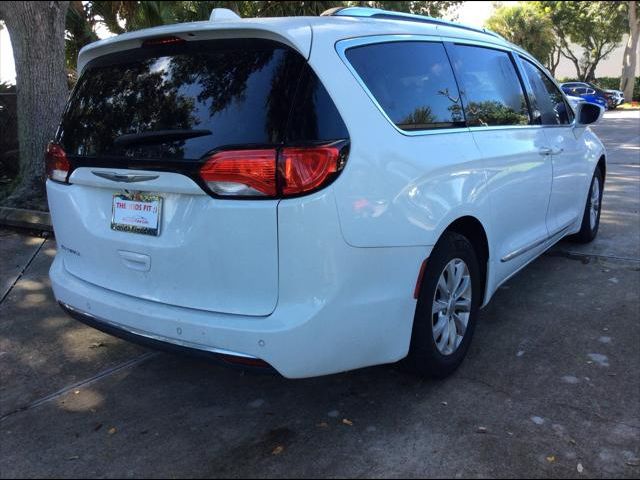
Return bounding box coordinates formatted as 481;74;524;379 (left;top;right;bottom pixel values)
605;89;625;108
561;84;608;110
47;6;607;379
562;81;625;109
565;95;585;111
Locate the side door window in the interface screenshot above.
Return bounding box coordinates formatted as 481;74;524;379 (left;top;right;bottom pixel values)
520;58;573;125
344;41;465;131
446;44;530;127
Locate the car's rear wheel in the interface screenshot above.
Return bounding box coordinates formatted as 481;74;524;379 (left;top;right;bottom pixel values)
569;167;603;244
406;232;481;379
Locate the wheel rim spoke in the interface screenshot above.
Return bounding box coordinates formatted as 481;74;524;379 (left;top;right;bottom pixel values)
453;312;468;336
432;299;447;315
446;261;457;292
453;276;470;300
447;320;457;350
433;315;447;339
455;297;471;312
437;275;450;296
438;317;450;348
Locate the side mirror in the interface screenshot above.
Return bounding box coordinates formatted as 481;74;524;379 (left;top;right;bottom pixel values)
575;102;604;126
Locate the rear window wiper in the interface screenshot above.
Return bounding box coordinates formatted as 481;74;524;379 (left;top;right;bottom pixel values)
114;129;212;147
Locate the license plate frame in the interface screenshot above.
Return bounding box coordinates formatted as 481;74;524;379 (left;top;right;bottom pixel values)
111;192;163;237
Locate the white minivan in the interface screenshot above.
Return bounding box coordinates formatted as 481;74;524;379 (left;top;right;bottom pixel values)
47;7;606;379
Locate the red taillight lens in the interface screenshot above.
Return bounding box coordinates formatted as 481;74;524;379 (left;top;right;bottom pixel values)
279;146;342;196
45;143;70;183
199;149;277;197
198;144;346;198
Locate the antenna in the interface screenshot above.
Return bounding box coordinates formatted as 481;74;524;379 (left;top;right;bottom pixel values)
209;8;241;22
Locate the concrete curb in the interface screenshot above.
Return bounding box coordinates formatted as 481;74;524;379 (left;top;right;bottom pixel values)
0;206;52;233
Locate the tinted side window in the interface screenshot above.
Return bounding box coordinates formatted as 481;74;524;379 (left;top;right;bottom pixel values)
286;65;349;143
345;41;464;131
521;59;573;125
448;44;530;127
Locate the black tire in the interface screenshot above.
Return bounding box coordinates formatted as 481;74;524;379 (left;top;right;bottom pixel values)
406;231;482;379
568;167;603;244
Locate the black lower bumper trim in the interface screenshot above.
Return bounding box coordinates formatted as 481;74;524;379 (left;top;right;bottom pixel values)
58;302;276;374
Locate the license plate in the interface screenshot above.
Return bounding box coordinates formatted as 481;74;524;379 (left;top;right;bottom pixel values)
111;192;162;236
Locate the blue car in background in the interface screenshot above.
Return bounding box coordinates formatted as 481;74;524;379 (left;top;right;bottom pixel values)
561;84;608;110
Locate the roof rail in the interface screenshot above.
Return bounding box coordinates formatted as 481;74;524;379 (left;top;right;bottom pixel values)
321;6;505;41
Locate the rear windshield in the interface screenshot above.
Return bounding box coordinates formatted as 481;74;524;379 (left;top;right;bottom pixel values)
59;39;317;161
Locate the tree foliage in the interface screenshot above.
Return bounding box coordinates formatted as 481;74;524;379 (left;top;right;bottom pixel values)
485;3;556;70
539;1;628;81
346;1;462;18
69;1;464;40
63;1;464;83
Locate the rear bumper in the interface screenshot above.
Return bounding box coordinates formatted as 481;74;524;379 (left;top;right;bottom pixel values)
49;188;430;378
51;227;429;379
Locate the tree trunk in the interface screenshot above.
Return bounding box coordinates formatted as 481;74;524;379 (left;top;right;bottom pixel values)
547;46;561;77
620;1;639;101
0;1;69;210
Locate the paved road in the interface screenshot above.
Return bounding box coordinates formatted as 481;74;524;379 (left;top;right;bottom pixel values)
1;111;638;478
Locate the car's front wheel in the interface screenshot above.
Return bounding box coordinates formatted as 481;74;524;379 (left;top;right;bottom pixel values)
406;232;481;379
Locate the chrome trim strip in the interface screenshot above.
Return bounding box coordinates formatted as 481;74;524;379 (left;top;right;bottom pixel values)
501;219;577;263
60;302;259;360
92;171;160;183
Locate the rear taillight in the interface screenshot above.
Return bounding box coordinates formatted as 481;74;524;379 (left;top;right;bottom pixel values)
45;143;70;183
198;143;347;199
279;146;341;196
199;149;277;197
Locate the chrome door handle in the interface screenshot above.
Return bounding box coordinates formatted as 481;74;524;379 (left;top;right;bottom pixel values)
539;147;564;156
539;147;552;156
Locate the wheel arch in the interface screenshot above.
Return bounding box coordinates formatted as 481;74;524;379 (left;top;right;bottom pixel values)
440;216;491;306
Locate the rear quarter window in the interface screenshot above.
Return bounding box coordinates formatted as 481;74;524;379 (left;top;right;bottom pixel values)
344;41;465;131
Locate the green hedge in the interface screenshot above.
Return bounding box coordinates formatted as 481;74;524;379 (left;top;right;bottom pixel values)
558;76;640;101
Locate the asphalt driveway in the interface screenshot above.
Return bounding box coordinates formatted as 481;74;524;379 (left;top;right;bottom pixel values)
1;111;639;478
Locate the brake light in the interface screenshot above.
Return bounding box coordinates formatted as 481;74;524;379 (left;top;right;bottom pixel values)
279;146;342;195
199;149;277;197
142;36;186;47
199;144;346;198
45;143;70;183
